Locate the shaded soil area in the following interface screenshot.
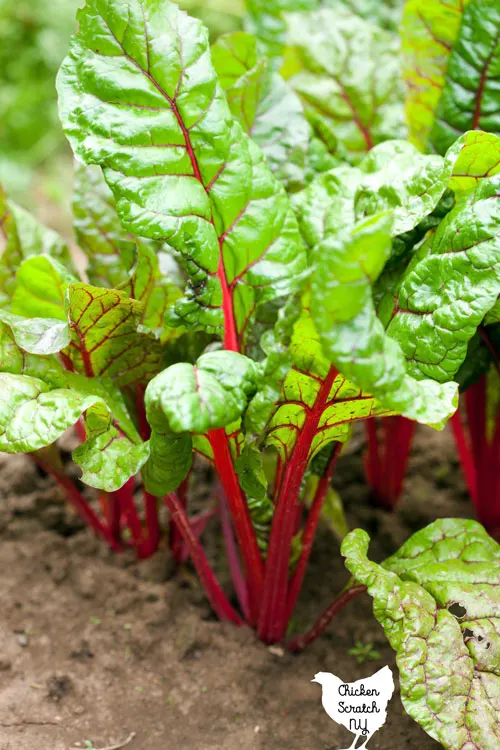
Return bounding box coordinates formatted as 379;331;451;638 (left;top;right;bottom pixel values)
0;425;472;750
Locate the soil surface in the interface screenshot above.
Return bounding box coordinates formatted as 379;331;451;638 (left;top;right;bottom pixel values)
0;425;472;750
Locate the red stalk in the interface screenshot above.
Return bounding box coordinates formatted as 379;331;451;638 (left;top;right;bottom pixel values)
32;455;122;552
163;493;243;625
112;478;144;550
286;584;367;652
258;366;337;644
175;507;219;563
285;443;341;624
450;410;478;503
364;416;415;509
209;428;263;624
170;478;189;564
219;488;250;621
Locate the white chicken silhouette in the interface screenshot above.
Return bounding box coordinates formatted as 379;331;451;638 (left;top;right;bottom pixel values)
311;665;395;749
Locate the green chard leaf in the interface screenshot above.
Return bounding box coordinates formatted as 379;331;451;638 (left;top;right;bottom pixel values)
429;0;500;154
143;350;258;494
299;163;458;425
0;186;74;306
0;319;147;490
401;0;470;151
0;310;70;356
57;0;306;347
282;8;406;164
211;31;309;190
73;162;136;288
64;282;161;386
243;0;318;65
10;255;76;321
123;240;184;343
387;133;500;383
264;301;393;462
342;520;500;750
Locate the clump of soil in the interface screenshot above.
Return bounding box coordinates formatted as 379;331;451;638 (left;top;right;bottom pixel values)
0;425;469;749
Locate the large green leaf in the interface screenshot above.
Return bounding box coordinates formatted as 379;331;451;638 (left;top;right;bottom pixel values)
401;0;470;151
342;520;500;749
429;0;500;154
64;282;161;385
282;8;405;164
211;31;309;190
73;163;136;288
0;372;107;453
10;255;75;321
388;136;500;383
57;0;306;346
308;205;457;424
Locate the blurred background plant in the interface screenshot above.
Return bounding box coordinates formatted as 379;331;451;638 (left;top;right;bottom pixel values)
0;0;244;220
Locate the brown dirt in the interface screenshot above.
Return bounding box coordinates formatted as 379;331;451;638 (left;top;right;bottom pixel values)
0;424;472;750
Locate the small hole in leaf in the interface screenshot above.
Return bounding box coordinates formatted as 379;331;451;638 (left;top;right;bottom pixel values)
485;642;491;650
477;635;484;642
449;602;467;619
463;628;474;639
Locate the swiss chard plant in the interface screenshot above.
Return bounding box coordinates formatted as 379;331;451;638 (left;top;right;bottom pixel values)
1;5;500;745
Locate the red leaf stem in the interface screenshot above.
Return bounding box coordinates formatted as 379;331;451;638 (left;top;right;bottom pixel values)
219;487;250;621
163;493;243;625
209;427;263;624
286;584;367;652
285;442;342;624
258;365;338;643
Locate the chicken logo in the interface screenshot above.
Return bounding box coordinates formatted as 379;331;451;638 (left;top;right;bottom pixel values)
311;665;395;749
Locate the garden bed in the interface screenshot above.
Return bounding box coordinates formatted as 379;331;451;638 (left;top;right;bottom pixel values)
0;424;470;750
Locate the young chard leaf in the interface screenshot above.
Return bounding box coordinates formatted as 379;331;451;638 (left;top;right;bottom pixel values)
10;255;75;321
64;282;161;385
211;31;309;190
143;350;258;495
282;8;406;164
0;310;70;356
342;520;500;750
57;0;306;348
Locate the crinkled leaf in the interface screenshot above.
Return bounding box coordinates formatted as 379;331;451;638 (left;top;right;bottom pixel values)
342;520;500;749
429;0;500;154
73;424;150;492
57;0;306;345
145;350;258;435
64;282;161;385
388;174;500;382
0;310;70;355
448;130;500;194
309;204;457;425
283;8;405;164
73;163;136;288
10;255;76;321
401;0;470;151
0;372;107;453
355;140;455;235
211;31;309;190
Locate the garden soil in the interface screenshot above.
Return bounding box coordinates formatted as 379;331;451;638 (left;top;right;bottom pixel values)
0;425;472;750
